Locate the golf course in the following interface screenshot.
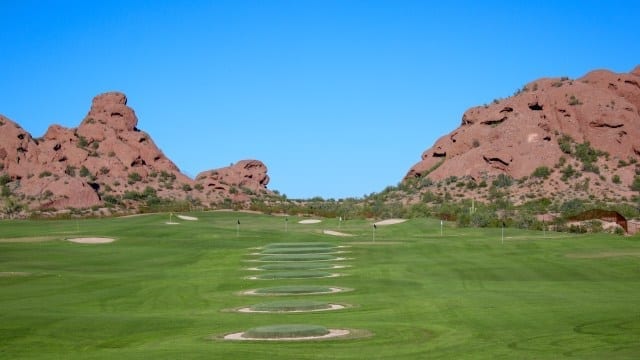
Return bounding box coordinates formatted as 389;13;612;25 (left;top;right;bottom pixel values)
1;211;639;359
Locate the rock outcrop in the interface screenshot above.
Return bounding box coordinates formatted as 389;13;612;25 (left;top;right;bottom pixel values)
405;66;640;203
0;92;273;213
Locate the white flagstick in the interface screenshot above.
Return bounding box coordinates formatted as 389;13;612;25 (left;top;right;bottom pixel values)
501;222;505;245
373;223;377;243
440;220;443;237
236;219;240;237
285;217;288;232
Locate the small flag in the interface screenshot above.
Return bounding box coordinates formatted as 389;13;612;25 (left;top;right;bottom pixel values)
237;220;240;225
373;224;377;230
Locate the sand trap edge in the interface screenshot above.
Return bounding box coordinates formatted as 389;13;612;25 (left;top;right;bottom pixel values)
239;287;353;296
232;303;351;314
246;273;343;280
220;328;374;341
67;237;116;244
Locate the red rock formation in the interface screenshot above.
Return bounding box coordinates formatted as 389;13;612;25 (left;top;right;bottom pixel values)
0;92;273;212
195;160;270;202
405;66;640;202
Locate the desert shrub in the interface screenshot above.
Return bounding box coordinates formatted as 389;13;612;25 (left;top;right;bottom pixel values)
38;171;52;178
561;165;576;181
99;166;110;175
181;184;192;192
77;136;88;148
128;172;142;183
79;166;90;177
560;198;586;217
531;166;551;179
492;174;513;188
65;165;76;177
558;134;573;154
194;183;204;191
631;176;640;192
123;190;144;200
0;174;10;186
568;95;582;106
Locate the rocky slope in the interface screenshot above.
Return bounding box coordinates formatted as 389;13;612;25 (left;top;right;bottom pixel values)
404;66;640;204
0;92;273;213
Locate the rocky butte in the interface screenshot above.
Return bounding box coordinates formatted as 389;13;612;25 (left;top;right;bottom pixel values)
0;92;273;215
404;66;640;205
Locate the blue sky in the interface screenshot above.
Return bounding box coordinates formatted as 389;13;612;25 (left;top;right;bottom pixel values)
1;1;639;199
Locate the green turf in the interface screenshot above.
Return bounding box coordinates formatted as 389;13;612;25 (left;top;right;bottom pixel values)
248;300;332;312
243;324;329;339
251;270;333;280
0;212;639;358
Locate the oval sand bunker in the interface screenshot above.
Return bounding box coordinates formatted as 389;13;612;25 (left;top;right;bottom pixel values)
298;219;322;224
67;237;115;244
224;328;350;341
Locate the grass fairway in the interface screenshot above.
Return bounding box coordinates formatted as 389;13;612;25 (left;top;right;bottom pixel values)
1;212;639;359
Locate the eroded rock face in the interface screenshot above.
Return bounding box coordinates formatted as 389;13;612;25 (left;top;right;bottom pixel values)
195;160;270;202
0;92;273;212
406;66;640;183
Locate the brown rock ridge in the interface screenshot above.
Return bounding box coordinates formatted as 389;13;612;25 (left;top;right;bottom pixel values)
405;66;640;203
0;92;272;212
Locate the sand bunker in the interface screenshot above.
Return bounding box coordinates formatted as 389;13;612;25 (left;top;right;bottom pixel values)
374;219;407;226
177;215;198;221
323;230;354;237
224;329;350;341
299;219;322;224
237;304;347;313
67;237;115;244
